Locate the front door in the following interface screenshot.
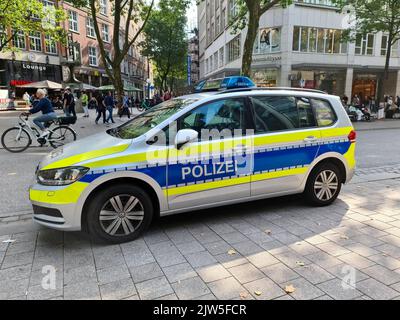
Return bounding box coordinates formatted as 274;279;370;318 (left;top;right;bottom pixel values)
249;95;322;196
167;98;253;210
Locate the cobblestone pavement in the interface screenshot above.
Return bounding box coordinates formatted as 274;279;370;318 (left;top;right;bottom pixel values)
1;175;400;300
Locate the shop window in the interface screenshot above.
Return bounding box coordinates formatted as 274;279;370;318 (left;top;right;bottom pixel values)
312;99;337;127
227;35;240;63
13;31;26;50
309;28;317;52
317;28;326;53
102;24;110;43
254;28;280;54
68;10;78;32
29;32;42;52
86;17;95;38
251;96;317;133
45;35;57;54
88;46;97;66
355;33;374;55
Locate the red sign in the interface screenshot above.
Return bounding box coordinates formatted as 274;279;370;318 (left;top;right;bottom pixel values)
10;80;33;86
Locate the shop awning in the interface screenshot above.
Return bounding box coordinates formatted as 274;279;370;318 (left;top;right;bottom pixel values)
16;80;63;90
97;85;142;92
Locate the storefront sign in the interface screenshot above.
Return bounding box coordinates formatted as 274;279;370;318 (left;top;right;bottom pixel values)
22;63;47;71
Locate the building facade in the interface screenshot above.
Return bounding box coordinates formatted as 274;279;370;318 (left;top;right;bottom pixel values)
198;0;400;100
188;29;200;86
0;0;150;98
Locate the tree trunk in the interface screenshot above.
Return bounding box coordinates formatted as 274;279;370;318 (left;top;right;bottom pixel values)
113;69;124;108
377;32;393;104
241;4;260;77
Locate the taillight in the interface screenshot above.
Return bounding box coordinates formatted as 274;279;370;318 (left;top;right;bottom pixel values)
348;130;356;143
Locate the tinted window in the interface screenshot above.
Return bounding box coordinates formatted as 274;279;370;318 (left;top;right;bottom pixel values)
251;96;317;133
179;98;248;139
311;99;337;127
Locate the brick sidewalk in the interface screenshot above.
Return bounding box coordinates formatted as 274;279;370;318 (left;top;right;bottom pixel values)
1;176;400;300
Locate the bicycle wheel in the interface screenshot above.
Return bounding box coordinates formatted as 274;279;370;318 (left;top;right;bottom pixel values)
137;106;144;112
48;126;76;149
1;127;32;153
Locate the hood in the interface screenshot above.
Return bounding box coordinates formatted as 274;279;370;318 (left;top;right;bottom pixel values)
39;132;131;170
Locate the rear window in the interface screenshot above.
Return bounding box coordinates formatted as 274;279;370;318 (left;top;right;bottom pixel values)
311;99;337;127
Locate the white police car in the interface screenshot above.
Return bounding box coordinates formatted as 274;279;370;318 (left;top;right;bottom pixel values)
30;80;356;243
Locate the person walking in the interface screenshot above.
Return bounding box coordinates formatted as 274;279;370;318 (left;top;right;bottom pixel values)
63;88;76;118
119;94;131;120
104;91;115;124
81;91;89;118
95;93;106;124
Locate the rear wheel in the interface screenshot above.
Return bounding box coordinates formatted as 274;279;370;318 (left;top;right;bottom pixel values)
86;184;154;243
304;162;342;206
1;127;31;153
48;126;76;148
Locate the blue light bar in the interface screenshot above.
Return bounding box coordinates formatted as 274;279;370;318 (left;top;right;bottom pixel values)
194;76;256;92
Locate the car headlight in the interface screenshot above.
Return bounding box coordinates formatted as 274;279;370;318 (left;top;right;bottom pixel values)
37;167;90;186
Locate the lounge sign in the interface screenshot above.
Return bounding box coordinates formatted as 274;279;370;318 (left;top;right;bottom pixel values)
22;63;47;72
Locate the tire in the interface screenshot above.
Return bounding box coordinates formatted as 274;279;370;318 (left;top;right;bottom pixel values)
86;184;154;244
137;106;144;112
304;162;342;207
48;126;76;149
1;127;32;153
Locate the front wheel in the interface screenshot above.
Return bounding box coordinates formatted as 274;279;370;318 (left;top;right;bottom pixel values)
1;127;32;153
304;163;342;206
48;126;76;149
86;184;154;243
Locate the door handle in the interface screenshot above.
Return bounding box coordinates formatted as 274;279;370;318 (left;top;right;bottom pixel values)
304;136;318;143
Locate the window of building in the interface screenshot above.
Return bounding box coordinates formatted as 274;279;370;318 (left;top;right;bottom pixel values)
251;96;317;133
227;35;241;63
254;28;281;54
29;32;42;52
215;15;220;36
295;0;334;5
219;47;224;67
355;33;374;55
311;99;337;127
293;26;347;54
88;46;97;66
13;31;26;49
100;0;107;15
221;7;226;30
45;35;57;54
102;24;110;43
229;0;238;18
68;10;78;32
86;17;95;38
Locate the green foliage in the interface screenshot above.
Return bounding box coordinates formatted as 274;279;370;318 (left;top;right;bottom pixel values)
0;0;66;52
141;0;190;90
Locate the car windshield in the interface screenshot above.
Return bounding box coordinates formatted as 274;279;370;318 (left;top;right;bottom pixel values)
111;98;198;139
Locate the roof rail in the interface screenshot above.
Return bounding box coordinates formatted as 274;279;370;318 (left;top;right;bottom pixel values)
216;87;327;95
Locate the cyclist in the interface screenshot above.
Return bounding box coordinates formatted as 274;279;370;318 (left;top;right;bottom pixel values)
23;89;57;138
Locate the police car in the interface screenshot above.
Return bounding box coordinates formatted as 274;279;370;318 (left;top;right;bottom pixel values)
30;79;356;243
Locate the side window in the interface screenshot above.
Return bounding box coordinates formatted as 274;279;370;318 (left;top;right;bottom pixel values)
312;99;337;127
179;98;248;140
251;96;317;134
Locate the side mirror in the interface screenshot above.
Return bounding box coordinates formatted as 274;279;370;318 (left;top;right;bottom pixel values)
175;129;198;149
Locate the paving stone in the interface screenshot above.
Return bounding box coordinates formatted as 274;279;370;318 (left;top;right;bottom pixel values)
261;263;299;284
230;221;260;235
162;263;197;283
0;264;32;282
313;295;333;300
185;251;217;268
304;235;330;245
282;277;324;300
207;222;235;235
36;230;63;246
64;280;101;300
317;279;362;300
294;264;335;285
368;254;400;270
93;251;126;270
27;284;63;300
228;263;265;284
271;232;301;245
194;293;217;300
135;276;173;300
214;252;248;269
64;265;97;285
165;228;197;245
129;262;163;284
192;230;222;244
64;252;94;270
203;240;232;256
288;241;321;256
29;267;63;288
32;253;63;271
344;243;380;258
316;242;351;257
246;251;279;269
123;250;156;268
350;234;385;248
0;278;29;300
6;241;36;255
362;265;400;286
1;251;34;269
143;230;170;245
196;264;231;283
274;250;312;268
232;240;264;256
208;277;247;300
374;243;400;259
176;241;205;255
326;264;369;283
100;278;137;300
156;294;179;300
172;276;210;300
357;278;400;300
96;264;131;286
305;251;343;269
337;252;376;269
245;232;274;245
219;232;248;245
243;277;286;300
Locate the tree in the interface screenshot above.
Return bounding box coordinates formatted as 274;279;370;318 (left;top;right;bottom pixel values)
141;0;190;91
228;0;291;77
0;0;66;52
333;0;400;102
72;0;154;105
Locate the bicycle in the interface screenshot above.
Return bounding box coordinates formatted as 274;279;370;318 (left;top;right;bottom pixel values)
1;113;77;153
